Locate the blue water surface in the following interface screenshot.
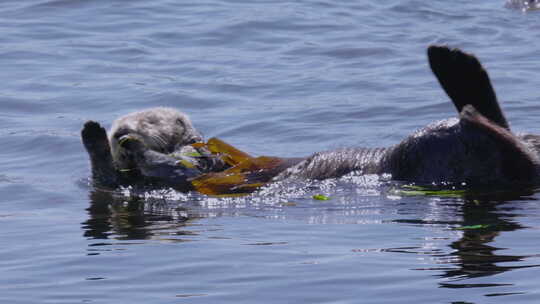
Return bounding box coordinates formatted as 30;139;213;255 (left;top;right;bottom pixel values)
1;1;540;303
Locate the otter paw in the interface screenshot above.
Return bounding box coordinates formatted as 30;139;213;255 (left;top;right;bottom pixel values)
82;120;106;142
81;120;110;155
118;135;147;152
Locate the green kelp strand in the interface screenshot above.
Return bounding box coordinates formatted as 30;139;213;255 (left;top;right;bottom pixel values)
312;194;330;201
454;224;491;230
398;185;467;197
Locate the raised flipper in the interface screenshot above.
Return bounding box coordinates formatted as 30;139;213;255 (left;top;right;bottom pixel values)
460;105;536;183
81;121;119;188
428;46;509;129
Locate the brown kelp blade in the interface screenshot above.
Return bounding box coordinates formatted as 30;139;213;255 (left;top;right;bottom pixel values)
190;138;287;195
191;171;265;196
196;137;252;166
191;156;286;195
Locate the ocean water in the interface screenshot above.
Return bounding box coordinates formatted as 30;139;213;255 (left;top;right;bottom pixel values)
1;1;540;303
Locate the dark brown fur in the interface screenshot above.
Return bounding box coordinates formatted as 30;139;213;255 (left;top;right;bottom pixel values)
82;46;540;191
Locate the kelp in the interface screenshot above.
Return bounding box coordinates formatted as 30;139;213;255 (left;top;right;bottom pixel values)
396;185;467;197
312;194;331;201
190;138;286;196
454;224;491;230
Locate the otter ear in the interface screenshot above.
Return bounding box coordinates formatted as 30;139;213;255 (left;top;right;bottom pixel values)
428;45;509;130
460;105;536;182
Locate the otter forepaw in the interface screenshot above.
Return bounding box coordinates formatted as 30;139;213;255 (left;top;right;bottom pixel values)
81;120;118;188
117;135;147;154
82;121;109;153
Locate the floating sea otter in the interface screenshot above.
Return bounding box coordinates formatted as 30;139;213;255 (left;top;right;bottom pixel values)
82;46;540;195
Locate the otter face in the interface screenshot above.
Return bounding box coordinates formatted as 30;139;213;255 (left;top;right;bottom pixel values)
109;107;203;170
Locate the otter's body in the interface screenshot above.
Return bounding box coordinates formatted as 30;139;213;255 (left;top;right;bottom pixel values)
277;115;540;187
82;46;540;192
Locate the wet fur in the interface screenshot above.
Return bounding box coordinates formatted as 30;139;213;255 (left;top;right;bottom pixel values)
276;46;540;186
82;107;223;190
108;107;203;170
82;46;540;191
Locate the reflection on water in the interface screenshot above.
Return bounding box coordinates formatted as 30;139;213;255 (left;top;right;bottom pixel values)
82;183;540;299
396;190;540;295
83;190;199;242
438;193;540;288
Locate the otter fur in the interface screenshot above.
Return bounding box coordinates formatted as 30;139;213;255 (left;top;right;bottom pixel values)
82;107;227;190
82;46;540;191
108;108;203;170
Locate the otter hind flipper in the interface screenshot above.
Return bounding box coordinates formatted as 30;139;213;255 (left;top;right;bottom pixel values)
428;45;509;130
81;121;119;188
460;105;536;183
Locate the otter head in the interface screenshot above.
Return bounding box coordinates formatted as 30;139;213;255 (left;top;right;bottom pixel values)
109;107;203;170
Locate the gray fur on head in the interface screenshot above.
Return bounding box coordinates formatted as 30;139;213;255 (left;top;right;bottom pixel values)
109;107;203;169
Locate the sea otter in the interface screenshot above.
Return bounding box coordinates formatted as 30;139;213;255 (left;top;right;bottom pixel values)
82;46;540;193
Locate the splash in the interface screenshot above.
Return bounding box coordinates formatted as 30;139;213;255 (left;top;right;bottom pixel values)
117;171;390;209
